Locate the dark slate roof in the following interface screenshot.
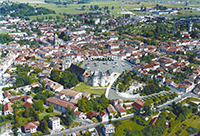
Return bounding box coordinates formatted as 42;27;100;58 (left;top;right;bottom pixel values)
68;64;85;76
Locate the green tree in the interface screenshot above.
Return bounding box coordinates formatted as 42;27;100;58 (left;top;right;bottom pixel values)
32;100;44;112
46;104;54;113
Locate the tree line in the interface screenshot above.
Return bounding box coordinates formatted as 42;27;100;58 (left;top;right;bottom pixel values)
0;2;55;18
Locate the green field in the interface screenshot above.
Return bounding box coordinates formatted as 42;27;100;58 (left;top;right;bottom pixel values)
18;111;58;126
168;113;200;136
72;83;105;95
111;118;145;136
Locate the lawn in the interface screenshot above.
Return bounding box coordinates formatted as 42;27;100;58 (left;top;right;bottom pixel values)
72;83;105;95
168;113;200;136
18;111;58;126
19;117;31;126
38;111;58;120
112;118;145;136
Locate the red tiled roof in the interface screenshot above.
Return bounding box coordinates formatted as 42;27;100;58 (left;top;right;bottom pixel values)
24;121;39;130
132;103;142;110
149;117;158;125
22;101;32;109
4;91;9;98
86;111;98;117
3;102;13;112
46;97;77;110
100;111;107;117
9;95;30;102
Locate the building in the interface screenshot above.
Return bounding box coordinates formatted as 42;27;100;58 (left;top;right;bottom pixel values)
75;111;87;119
90;70;108;87
107;104;117;117
86;111;98;118
114;104;126;116
3;102;13;115
102;124;115;136
46;97;78;112
24;121;40;133
43;78;64;92
49;117;60;130
149;117;158;126
178;80;194;93
59;89;83;100
68;64;86;81
188;21;193;33
99;111;109;122
132;99;145;112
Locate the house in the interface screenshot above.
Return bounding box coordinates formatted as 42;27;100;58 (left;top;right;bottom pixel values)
102;124;115;136
9;95;31;103
22;101;32;109
54;93;65;99
132;99;145;112
156;75;165;83
3;91;9;98
75;111;87;119
43;78;64;92
194;84;200;95
46;97;78;112
86;111;98;118
111;99;123;106
83;93;91;100
114;104;126;116
107;104;117;117
49;117;60;130
178;80;195;93
149;117;158;126
59;89;83;100
24;121;40;133
3;102;13;115
99;111;109;122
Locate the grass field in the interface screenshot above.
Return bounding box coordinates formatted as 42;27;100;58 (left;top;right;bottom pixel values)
168;113;200;136
72;83;105;95
38;111;58;120
18;111;58;126
112;118;145;136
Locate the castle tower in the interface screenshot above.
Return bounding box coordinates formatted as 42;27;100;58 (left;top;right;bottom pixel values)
54;34;58;45
188;21;193;33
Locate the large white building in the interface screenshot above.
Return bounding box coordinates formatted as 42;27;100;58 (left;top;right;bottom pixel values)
49;117;60;130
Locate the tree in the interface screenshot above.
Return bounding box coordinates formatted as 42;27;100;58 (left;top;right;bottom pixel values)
37;120;49;134
46;104;54;113
143;104;152;116
50;69;60;82
113;121;121;127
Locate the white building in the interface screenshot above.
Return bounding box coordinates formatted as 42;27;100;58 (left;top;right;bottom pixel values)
24;121;40;133
49;117;60;130
102;124;115;135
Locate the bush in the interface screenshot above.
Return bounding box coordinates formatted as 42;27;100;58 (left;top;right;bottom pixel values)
186;126;197;134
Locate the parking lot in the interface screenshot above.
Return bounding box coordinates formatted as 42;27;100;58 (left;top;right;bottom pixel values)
81;60;136;73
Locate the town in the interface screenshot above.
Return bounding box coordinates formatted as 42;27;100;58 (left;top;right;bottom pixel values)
1;0;200;136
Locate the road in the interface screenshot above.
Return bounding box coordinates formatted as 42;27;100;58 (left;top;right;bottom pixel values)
48;114;134;136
